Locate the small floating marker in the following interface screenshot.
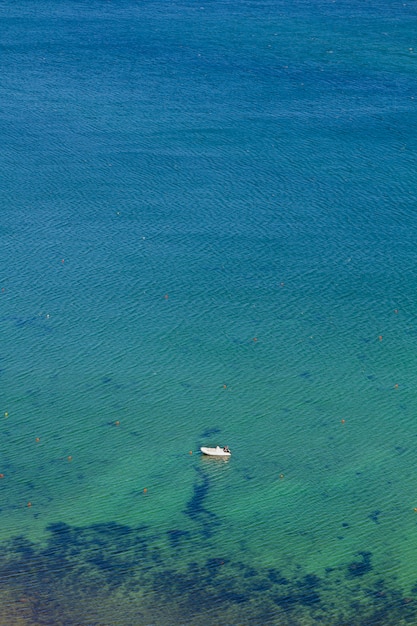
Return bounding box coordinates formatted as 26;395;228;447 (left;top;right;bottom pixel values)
67;456;72;462
143;488;147;494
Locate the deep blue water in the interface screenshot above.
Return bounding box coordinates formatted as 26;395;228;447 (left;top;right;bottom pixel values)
1;0;417;623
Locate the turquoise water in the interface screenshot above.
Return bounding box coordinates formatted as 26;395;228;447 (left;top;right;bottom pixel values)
1;0;417;623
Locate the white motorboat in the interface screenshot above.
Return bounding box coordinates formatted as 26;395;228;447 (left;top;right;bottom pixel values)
200;446;231;457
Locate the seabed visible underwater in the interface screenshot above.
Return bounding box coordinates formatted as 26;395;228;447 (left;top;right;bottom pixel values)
2;0;417;623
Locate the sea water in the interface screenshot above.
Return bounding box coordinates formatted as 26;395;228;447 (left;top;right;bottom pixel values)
1;0;417;623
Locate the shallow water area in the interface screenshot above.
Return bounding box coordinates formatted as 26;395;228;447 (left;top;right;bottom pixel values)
1;0;417;623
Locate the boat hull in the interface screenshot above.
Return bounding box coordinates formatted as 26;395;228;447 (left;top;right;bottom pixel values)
200;446;231;457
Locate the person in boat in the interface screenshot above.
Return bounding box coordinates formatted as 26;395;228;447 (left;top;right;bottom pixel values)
223;446;230;453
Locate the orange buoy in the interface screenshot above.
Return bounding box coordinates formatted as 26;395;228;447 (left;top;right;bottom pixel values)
143;488;147;494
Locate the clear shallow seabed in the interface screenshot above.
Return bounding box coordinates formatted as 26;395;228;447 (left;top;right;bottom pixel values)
1;0;417;623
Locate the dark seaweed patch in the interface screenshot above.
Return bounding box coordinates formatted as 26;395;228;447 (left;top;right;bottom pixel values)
223;590;249;604
166;528;190;548
273;592;297;609
183;467;219;537
268;568;289;585
347;551;372;578
184;470;211;519
273;573;322;610
206;557;227;573
368;510;381;524
0;523;415;625
296;574;321;606
199;427;221;438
